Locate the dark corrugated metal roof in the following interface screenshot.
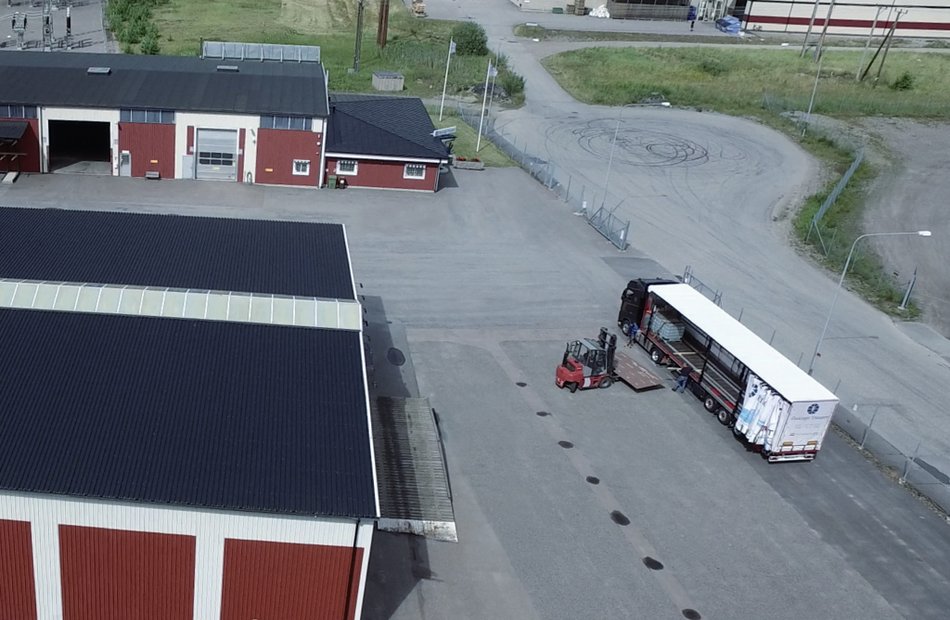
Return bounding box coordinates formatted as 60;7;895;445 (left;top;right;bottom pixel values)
0;207;355;300
327;94;449;160
0;51;328;117
0;309;377;518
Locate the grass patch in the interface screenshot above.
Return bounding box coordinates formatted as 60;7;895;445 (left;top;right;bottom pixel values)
542;47;950;118
429;108;515;167
544;45;936;314
150;0;523;101
792;162;918;316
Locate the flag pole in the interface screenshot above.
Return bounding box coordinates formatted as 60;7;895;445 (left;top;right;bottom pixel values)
476;59;492;152
485;47;501;124
439;39;454;121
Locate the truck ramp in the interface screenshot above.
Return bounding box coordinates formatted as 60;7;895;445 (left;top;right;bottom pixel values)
614;351;663;391
371;396;457;542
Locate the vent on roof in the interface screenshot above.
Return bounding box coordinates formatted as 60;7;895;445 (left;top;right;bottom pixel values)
216;65;240;73
87;67;111;75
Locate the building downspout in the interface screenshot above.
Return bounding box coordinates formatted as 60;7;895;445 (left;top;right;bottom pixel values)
342;518;361;620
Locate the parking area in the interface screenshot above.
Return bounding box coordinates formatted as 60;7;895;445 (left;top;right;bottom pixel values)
2;170;949;619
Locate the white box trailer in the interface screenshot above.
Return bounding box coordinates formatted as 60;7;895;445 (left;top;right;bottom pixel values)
619;280;838;462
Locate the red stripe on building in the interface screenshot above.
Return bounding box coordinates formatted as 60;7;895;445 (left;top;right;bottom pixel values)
186;125;194;153
747;15;950;29
59;525;196;620
237;128;246;182
221;538;364;620
0;519;38;620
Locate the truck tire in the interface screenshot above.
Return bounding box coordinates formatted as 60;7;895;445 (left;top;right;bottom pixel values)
599;376;613;389
717;408;732;426
650;347;663;365
621;320;632;336
703;396;718;412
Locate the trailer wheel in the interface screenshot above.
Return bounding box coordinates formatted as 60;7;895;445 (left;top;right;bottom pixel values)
717;408;732;426
703;396;718;412
569;382;578;394
621;320;632;336
599;376;613;389
650;347;663;365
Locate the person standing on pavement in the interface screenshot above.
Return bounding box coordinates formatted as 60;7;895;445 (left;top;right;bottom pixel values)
672;366;691;392
690;20;696;31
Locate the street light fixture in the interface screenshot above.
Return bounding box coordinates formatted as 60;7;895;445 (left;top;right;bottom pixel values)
601;103;637;209
808;230;932;375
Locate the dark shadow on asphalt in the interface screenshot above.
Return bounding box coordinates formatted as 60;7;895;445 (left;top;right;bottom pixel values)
437;169;458;192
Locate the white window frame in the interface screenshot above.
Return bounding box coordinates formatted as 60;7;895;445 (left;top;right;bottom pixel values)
336;160;358;176
403;163;426;180
292;159;311;176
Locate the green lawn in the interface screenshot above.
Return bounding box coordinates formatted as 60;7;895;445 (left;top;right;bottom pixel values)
150;0;520;101
542;47;950;118
430;109;515;167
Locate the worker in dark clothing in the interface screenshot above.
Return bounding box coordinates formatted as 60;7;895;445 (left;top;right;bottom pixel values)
672;366;691;392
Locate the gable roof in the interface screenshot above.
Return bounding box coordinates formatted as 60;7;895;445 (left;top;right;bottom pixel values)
0;51;328;117
0;207;355;300
327;94;449;161
0;309;377;518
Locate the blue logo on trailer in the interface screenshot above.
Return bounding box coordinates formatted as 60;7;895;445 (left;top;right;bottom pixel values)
807;404;820;415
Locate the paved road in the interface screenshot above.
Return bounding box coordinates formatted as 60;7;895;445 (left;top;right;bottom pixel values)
3;173;949;619
427;0;950;489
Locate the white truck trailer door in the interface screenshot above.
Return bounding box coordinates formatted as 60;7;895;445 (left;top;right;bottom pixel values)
770;400;836;460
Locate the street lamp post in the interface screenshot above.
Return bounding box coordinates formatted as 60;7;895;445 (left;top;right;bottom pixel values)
601;103;636;209
808;230;932;375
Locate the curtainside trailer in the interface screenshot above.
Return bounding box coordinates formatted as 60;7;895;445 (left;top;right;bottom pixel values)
618;279;838;462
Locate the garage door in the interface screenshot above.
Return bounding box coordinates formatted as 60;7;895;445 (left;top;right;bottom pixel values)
196;129;237;181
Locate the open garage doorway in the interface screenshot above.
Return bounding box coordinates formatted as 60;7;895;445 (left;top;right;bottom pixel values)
48;120;112;174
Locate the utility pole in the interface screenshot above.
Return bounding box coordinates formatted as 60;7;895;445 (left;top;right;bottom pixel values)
376;0;390;48
352;0;365;72
42;0;53;51
12;12;27;50
814;0;836;60
856;6;884;81
800;0;821;57
874;9;905;86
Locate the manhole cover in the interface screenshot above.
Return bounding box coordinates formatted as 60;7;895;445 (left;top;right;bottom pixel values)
586;476;600;485
516;381;527;387
386;347;406;366
536;411;550;417
682;610;702;620
558;440;574;449
610;510;630;526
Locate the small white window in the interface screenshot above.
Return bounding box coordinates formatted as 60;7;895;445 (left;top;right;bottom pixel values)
293;159;310;176
404;164;426;179
336;160;358;176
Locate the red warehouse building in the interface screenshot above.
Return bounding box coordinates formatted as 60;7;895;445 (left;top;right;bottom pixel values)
0;208;385;619
0;47;449;191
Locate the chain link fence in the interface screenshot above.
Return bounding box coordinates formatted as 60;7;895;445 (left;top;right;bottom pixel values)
682;266;950;515
454;101;631;251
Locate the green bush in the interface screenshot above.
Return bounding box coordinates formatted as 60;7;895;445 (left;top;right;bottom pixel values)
140;34;160;55
500;71;525;96
107;0;166;48
891;71;914;91
699;58;728;76
451;22;488;56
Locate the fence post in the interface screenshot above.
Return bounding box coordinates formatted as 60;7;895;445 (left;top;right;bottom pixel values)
860;405;879;449
769;329;776;345
566;175;572;202
900;441;921;484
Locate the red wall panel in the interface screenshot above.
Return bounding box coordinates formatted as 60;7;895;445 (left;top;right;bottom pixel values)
59;525;195;620
117;123;176;179
221;538;363;620
325;157;437;192
0;520;37;620
0;118;41;173
255;129;321;186
237;128;246;182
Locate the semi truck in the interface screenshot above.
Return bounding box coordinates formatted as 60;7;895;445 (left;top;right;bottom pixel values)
618;278;838;462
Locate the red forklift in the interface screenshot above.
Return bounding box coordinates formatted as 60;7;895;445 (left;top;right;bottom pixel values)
555;328;618;393
556;327;664;393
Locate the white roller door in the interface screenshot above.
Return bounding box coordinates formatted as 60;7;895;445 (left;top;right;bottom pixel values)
195;129;237;181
